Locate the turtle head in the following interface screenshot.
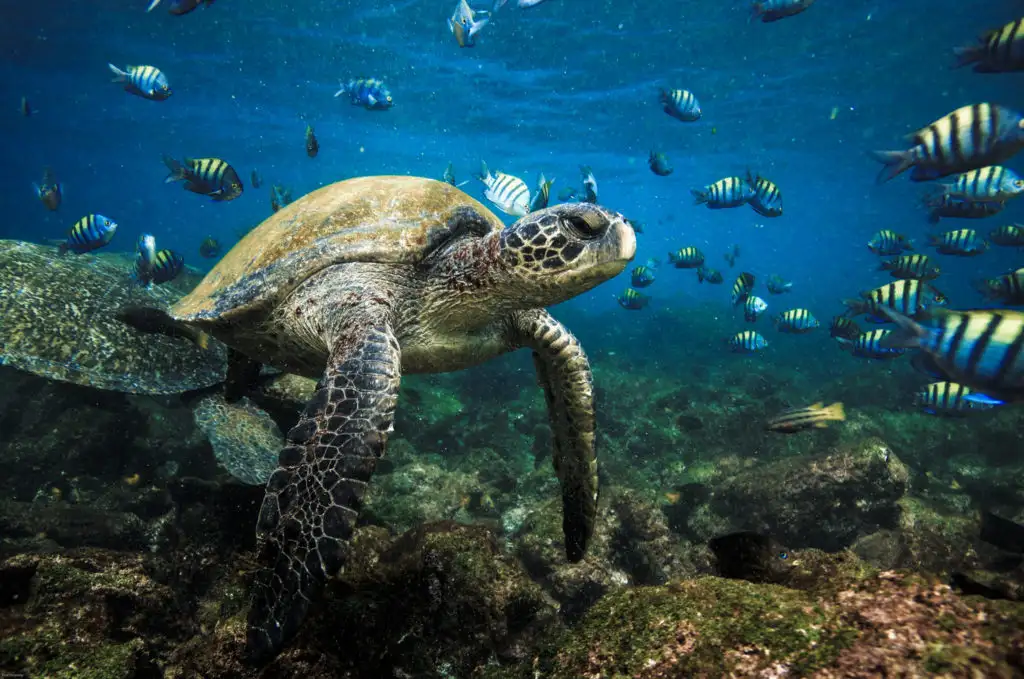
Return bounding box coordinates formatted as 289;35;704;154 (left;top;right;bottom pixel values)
498;203;636;308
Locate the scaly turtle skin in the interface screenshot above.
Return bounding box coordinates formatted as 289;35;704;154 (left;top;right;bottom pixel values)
164;175;636;662
0;240;225;394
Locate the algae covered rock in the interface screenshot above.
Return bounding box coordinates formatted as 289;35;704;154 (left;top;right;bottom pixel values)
705;437;909;550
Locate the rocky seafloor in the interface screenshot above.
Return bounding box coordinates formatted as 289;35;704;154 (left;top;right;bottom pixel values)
1;305;1023;678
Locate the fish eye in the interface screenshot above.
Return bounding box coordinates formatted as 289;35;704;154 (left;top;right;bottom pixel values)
386;96;393;102
1016;180;1024;188
778;551;788;560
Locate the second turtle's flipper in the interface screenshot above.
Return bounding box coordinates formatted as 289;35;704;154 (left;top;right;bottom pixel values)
245;323;401;664
515;309;598;563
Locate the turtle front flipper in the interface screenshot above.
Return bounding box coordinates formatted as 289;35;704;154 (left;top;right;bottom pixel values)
514;309;598;562
246;323;401;663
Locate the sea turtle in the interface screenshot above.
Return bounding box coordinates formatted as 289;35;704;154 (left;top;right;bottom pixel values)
0;240;285;485
124;175;636;661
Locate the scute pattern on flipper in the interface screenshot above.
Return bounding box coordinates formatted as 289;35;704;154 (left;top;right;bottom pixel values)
0;240;226;394
247;323;402;663
193;394;283;485
172;176;504;322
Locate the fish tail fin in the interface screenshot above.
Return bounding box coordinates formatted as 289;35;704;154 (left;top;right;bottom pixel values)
470;16;489;37
108;63;128;82
876;306;929;349
877;260;892;271
162;155;187;183
952;42;983;70
333;81;348;98
691;188;708;205
972;278;999;299
868;149;914;184
826;402;845;422
842;298;866;316
926;234;940;247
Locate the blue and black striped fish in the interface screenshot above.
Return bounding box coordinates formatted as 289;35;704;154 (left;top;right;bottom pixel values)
867;230;913;255
335;78;393;110
198;236;222;259
659;88;701;122
774;308;819;333
731;272;755;306
59;214;117;255
975;268;1024;305
829;316;862;341
164;156;243;201
697;267;723;284
879;254;941;281
692;177;753;209
928;228;988;256
844;279;946;321
728;330;768;353
989;224;1024;246
923;194;1005;225
746;170;783;217
916;381;1004;416
871;103;1024;183
668;246;704;269
837;329;905;360
878;307;1024;401
630;265;656;288
953;17;1024;73
617;288;650;310
744;296;768;322
937;165;1024;203
649;151;673;176
108;64;171;101
766;274;792;294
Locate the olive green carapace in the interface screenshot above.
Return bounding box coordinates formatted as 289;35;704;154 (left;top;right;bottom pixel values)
0;240;226;394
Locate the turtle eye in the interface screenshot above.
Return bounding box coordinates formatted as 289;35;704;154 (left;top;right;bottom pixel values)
563;213;604;240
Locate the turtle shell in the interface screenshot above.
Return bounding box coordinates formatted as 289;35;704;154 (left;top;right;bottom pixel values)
172;176;505;322
0;240;226;394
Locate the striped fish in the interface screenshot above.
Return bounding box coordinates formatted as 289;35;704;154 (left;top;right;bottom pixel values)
954;17;1024;73
744;295;768;322
877;307;1024;400
746;170;783;217
659;88;701;122
917;381;1004;416
59;214;117;255
150;249;184;284
697;267;723;284
867;229;913;255
108;64;171;101
668;246;704;269
751;0;816;23
476;162;530;216
837;329;905;360
731;272;755;306
766;274;792;294
844;279;947;320
938;166;1024;203
989;224;1024;246
33;167;62;211
305;125;319;158
448;0;489;48
871;103;1024;183
878;254;941;281
617;288;649;310
923;193;1005;225
529;173;554;212
580;166;599;204
928;228;988;256
976;268;1024;305
829;316;862;341
774;308;820;333
766;402;844;434
630;266;656;288
163;156;243;201
134;233;158;286
727;330;768;353
335;78;393;110
692;177;753;209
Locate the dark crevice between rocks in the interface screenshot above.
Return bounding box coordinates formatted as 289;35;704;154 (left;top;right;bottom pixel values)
0;562;36;607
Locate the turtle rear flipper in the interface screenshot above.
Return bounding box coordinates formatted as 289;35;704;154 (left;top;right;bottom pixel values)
246;321;401;664
517;309;597;562
117;305;210;348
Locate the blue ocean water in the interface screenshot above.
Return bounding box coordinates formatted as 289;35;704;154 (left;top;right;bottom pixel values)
1;0;1021;360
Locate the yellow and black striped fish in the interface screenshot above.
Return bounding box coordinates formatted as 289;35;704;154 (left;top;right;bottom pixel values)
766;402;845;434
659;88;701;122
976;268;1024;305
916;381;1004;415
878;254;941;281
108;63;171;101
529;173;554;212
630;265;656;288
837;329;905;360
989;224;1024;246
866;229;913;255
927;228;988;256
744;295;768;322
692;176;753;209
878;307;1024;400
829;316;862;341
844;279;946;320
305;125;319;158
775;308;820;333
954;17;1024;73
668;246;704;269
150;249;184;284
727;330;768;353
939;165;1024;203
697;267;723;284
745;170;783;217
163;156;243;201
59;214;118;255
871;103;1024;183
923;193;1006;225
617;288;650;310
731;272;755;306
